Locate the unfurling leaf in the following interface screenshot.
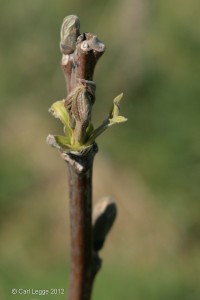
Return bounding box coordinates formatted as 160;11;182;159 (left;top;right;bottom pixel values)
109;93;123;118
49;100;72;137
86;93;127;144
109;116;128;125
47;93;127;153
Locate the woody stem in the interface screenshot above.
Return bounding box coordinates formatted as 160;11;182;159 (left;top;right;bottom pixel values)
65;144;98;300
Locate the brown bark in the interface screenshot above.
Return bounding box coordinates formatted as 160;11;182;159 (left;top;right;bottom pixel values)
65;145;98;300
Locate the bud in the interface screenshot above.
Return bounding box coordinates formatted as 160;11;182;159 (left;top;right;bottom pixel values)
92;197;117;252
60;15;80;54
70;85;92;143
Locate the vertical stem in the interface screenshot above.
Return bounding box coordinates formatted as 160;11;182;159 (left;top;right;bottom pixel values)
58;16;105;299
46;15;118;300
66;145;98;300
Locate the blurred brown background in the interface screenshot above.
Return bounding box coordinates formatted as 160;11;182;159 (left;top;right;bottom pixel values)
0;0;200;299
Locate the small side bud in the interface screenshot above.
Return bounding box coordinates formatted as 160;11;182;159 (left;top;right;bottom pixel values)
60;15;80;54
92;197;117;252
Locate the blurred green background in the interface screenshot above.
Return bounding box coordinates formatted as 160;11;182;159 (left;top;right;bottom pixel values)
0;0;200;299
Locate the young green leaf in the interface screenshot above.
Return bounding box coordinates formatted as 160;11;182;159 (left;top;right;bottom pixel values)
86;93;127;144
49;100;72;137
46;134;71;151
109;93;123;118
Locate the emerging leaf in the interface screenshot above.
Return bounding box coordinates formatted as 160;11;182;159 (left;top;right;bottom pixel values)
86;93;127;144
47;93;127;153
46;134;71;151
49;100;72;137
109;93;123;119
109;116;128;125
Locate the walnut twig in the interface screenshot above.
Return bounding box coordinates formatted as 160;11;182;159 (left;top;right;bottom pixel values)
47;15;127;300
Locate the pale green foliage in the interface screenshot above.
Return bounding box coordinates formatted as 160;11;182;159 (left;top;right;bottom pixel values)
47;93;127;153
